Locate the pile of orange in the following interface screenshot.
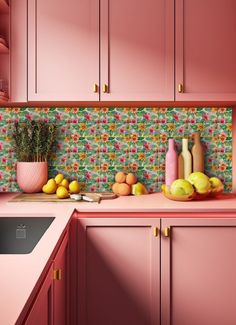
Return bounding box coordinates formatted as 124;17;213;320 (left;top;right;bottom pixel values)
112;172;137;196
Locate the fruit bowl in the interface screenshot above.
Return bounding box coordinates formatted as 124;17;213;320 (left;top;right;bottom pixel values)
209;185;224;197
161;184;224;202
162;189;196;201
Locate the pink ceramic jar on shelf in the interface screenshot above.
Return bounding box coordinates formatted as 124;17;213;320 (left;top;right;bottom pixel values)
16;162;48;193
165;139;178;186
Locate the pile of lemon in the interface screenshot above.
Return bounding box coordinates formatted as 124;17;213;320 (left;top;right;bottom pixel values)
42;173;81;199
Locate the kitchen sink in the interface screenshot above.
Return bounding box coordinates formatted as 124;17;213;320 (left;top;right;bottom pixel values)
0;217;55;254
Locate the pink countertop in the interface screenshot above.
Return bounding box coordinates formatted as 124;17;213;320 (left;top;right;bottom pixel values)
2;192;236;213
0;193;76;325
1;191;236;325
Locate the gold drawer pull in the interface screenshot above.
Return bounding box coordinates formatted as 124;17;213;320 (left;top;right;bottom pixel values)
53;269;62;281
102;84;108;93
93;83;99;93
164;227;170;237
153;227;159;237
178;83;183;93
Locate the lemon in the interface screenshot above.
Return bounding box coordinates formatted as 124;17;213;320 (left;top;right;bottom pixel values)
187;172;211;194
209;177;223;189
42;179;57;194
56;186;69;199
131;182;148;195
55;173;64;185
170;179;194;196
161;184;170;195
59;179;69;189
69;180;81;194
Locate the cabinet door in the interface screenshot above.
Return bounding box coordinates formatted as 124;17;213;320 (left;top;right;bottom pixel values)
53;232;69;325
100;0;174;101
24;264;54;325
28;0;99;101
11;0;27;102
161;218;236;325
78;217;160;325
176;0;236;100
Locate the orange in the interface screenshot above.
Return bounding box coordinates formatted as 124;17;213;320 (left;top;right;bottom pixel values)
118;183;131;196
126;173;137;185
112;182;120;194
115;172;126;183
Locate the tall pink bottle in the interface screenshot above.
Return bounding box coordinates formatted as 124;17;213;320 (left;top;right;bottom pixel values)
165;139;178;186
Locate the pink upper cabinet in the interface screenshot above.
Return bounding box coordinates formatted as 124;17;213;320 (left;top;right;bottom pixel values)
28;0;99;101
11;0;27;102
176;0;236;101
100;0;174;101
161;218;236;325
78;217;160;325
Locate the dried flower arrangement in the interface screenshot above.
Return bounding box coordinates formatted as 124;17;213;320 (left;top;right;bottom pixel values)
13;121;57;162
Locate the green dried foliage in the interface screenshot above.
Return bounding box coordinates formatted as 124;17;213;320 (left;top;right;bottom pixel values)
12;121;57;162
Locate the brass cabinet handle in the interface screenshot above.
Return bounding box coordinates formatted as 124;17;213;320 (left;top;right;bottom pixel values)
102;84;108;93
164;227;170;237
178;83;183;93
153;227;159;237
53;269;62;281
93;83;99;93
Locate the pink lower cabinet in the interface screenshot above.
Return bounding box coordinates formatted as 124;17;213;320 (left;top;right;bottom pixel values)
53;231;69;325
161;218;236;325
23;232;69;325
77;217;160;325
24;263;54;325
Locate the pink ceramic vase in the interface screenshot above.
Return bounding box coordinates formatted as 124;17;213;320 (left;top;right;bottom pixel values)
165;139;178;186
16;162;48;193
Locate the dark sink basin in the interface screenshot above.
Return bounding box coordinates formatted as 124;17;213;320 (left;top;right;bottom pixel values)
0;217;55;254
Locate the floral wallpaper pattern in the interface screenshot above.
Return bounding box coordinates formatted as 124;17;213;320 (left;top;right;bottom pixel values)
0;107;232;192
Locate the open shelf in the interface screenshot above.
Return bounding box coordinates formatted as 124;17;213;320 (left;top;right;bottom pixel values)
0;0;9;14
0;41;8;53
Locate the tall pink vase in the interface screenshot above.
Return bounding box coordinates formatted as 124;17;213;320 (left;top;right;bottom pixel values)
165;139;178;186
16;162;48;193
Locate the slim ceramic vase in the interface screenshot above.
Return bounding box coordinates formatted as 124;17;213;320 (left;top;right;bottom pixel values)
165;139;178;186
192;133;204;172
180;138;192;179
178;154;184;179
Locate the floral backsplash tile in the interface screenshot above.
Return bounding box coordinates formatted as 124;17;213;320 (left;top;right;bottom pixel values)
0;107;232;192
